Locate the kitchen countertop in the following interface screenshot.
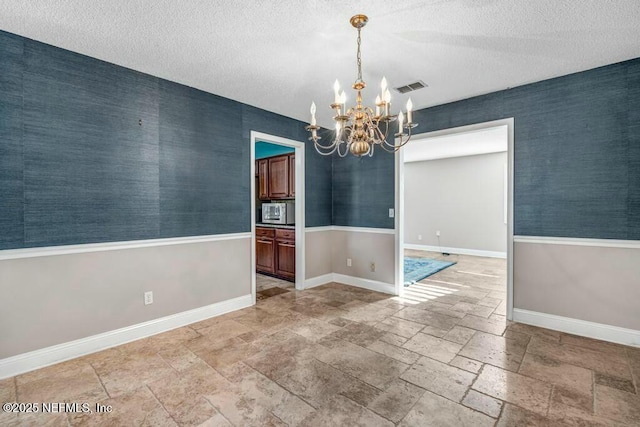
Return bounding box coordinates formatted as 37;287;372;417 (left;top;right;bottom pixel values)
256;223;295;230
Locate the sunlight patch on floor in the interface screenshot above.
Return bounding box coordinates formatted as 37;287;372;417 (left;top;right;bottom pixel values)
419;278;470;289
456;270;501;278
401;281;461;303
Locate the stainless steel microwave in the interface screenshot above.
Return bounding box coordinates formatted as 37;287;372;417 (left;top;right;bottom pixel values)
262;202;295;225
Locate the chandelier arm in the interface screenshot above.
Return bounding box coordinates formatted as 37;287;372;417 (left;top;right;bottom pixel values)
314;141;340;156
370;120;384;145
313;138;339;150
373;122;387;145
375;118;390;144
381;125;413;150
380;134;412;153
312;129;343;152
381;137;407;151
337;141;350;157
378;141;399;153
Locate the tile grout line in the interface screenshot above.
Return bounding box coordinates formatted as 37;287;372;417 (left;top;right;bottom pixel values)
13;375;18;403
339;391;399;425
630;349;640;395
461;388;506;421
493;398;506;427
395;385;429;426
545;384;554;418
145;384;177;425
202;395;235;426
88;362;111;400
592;368;598;416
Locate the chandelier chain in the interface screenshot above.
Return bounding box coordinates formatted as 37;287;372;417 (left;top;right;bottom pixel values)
356;27;362;83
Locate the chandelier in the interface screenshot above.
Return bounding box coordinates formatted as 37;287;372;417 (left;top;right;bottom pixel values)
306;14;417;157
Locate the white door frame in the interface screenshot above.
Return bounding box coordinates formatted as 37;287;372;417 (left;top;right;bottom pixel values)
395;118;515;320
250;131;306;305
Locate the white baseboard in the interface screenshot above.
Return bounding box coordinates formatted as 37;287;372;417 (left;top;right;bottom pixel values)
304;273;395;295
304;273;334;289
513;308;640;348
404;243;506;259
0;294;253;380
332;273;395;295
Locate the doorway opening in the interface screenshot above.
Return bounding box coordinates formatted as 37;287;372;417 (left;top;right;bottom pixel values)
395;118;514;320
250;131;305;306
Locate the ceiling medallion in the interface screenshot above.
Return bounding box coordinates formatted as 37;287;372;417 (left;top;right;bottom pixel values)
306;14;417;157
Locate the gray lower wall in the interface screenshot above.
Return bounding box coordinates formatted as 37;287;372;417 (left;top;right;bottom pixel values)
305;229;333;279
404;152;507;253
514;241;640;331
331;230;395;285
0;237;251;358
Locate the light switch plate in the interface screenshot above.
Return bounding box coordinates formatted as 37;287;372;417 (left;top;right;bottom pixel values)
389;208;395;218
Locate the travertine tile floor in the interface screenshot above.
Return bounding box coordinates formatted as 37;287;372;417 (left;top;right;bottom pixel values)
1;250;639;426
256;274;294;301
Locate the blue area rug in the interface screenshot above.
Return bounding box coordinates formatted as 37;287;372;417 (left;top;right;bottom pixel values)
404;257;456;286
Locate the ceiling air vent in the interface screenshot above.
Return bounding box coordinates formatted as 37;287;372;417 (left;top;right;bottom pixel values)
394;80;428;94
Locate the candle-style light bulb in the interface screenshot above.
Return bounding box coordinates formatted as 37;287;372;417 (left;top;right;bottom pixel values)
310;102;317;125
375;95;381;116
384;89;391;116
333;80;340;104
334;91;345;116
380;76;388;94
406;98;413;123
398;111;404;134
383;89;391;103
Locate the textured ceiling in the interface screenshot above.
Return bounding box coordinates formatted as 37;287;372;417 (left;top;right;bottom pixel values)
2;1;640;127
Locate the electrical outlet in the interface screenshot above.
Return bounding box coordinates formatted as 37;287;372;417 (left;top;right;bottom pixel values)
418;234;422;241
388;208;395;218
347;258;352;267
144;291;153;305
370;262;376;272
436;230;441;237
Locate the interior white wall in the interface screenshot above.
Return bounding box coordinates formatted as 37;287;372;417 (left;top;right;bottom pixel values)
404;152;507;254
396;118;515;318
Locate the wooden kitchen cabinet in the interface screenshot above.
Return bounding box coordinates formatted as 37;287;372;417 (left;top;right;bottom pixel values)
255;227;275;275
257;159;269;200
268;155;289;199
288;154;295;198
256;227;295;281
257;153;295;201
275;229;295;280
